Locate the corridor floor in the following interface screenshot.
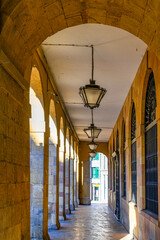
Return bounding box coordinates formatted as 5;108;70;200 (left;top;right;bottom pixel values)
49;203;132;240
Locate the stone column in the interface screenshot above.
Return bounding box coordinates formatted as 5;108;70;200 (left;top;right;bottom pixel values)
55;145;60;229
74;158;78;208
59;149;66;220
79;159;91;205
77;159;80;205
70;157;75;210
65;155;71;214
125;137;131;203
30;130;44;239
48;142;59;230
136;124;145;211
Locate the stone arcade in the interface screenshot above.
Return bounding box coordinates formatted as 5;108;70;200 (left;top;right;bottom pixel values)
1;1;160;240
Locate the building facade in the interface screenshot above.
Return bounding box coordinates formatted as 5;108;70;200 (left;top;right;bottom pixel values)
90;153;108;203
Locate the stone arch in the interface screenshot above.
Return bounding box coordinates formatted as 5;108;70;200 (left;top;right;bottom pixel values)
141;68;154;126
30;66;45;239
2;0;160;74
48;98;57;231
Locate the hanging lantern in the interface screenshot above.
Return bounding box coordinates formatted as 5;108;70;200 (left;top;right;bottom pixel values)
88;140;98;151
79;79;106;109
84;123;101;139
89;151;97;158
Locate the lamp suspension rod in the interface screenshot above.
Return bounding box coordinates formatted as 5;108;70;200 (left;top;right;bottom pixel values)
91;45;94;80
91;108;94;124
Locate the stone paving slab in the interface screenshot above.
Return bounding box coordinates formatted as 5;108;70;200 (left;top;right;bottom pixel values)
49;203;133;240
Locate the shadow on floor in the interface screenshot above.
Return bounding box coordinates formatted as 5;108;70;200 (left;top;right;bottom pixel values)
49;203;133;240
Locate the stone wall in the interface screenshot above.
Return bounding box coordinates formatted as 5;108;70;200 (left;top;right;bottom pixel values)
0;64;30;240
108;49;160;240
0;48;79;240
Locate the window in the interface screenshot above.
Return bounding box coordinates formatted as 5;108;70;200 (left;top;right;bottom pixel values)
123;123;126;197
92;167;99;179
145;72;158;216
131;103;137;204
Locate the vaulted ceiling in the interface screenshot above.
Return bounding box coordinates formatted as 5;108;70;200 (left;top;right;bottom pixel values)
42;24;147;142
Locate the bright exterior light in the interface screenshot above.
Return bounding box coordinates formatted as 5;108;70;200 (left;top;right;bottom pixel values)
79;79;106;109
89;151;97;158
84;123;101;139
88;140;98;151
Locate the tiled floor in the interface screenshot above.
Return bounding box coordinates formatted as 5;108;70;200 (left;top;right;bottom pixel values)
49;203;132;240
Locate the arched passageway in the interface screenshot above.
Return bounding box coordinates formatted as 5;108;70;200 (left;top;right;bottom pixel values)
30;67;45;239
1;1;160;240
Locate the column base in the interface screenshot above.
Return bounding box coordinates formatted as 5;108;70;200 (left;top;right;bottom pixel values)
70;204;75;211
79;197;91;205
74;201;78;208
59;214;66;221
65;209;71;214
49;221;60;230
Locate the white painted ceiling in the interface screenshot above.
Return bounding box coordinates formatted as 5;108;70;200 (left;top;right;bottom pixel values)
42;24;147;142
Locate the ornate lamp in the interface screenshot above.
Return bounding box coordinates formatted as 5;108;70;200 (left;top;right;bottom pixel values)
84;124;101;139
84;109;101;139
89;151;97;158
88;140;98;151
79;45;106;109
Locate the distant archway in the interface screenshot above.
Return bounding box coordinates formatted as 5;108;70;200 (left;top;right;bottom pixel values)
30;67;45;239
90;152;108;203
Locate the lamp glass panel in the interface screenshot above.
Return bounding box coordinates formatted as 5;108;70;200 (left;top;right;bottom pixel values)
96;91;106;105
93;128;101;138
89;152;96;158
88;142;98;151
85;88;101;107
85;128;92;138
